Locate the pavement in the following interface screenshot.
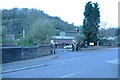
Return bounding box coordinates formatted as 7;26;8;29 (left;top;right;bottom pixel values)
81;46;113;50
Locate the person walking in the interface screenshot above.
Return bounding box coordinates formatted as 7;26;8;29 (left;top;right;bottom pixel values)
54;42;58;54
72;43;74;51
76;43;79;51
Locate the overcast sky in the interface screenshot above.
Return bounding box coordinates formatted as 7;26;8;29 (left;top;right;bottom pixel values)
0;0;119;28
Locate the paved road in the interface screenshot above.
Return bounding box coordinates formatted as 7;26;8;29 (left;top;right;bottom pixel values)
2;48;119;78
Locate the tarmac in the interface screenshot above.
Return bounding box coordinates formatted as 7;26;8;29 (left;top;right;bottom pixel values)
1;46;114;74
1;54;58;74
81;46;112;50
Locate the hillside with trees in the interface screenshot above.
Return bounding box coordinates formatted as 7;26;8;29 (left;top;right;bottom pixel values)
2;8;75;45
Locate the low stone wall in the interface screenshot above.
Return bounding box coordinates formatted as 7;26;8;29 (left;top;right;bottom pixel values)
1;45;52;63
2;43;18;47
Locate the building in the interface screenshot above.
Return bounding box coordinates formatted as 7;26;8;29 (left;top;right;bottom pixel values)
50;31;78;48
51;36;74;44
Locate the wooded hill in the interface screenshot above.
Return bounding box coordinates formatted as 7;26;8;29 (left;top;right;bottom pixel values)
2;8;77;45
2;8;75;39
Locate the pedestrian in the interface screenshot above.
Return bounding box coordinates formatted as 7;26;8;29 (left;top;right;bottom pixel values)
76;43;79;51
50;44;53;54
79;43;82;51
72;44;74;51
54;42;58;54
55;42;58;48
84;41;88;48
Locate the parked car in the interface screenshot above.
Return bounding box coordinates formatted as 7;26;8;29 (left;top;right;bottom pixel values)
64;45;72;50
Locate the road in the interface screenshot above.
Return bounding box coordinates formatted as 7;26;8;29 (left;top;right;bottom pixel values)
2;48;119;78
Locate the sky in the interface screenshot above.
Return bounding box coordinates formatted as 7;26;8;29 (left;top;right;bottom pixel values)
0;0;119;28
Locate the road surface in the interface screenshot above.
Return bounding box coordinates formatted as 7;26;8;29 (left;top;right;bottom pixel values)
2;48;119;78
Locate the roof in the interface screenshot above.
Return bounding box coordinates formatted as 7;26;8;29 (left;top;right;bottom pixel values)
53;39;73;44
52;36;74;40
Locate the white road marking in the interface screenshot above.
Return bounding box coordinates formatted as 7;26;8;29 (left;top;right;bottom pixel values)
2;64;47;74
60;64;105;78
54;52;116;65
60;54;118;78
105;59;119;64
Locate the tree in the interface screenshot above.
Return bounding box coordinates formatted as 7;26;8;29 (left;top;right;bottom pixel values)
99;28;117;40
0;10;2;42
30;20;56;44
2;8;75;40
2;26;7;38
83;1;100;45
2;8;76;45
116;27;120;43
75;34;85;44
74;26;85;44
116;28;120;35
18;20;56;46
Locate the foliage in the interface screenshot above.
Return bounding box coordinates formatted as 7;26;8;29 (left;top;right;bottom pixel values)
29;20;56;44
18;37;35;46
115;27;120;43
0;39;1;43
2;26;7;38
98;28;118;47
99;39;111;46
115;27;120;36
2;8;75;39
75;34;85;44
83;1;100;44
2;39;17;44
0;26;2;40
74;26;85;44
99;28;117;39
2;8;76;45
18;20;56;46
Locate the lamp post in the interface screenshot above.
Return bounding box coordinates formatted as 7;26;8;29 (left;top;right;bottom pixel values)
97;34;99;46
23;29;25;38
